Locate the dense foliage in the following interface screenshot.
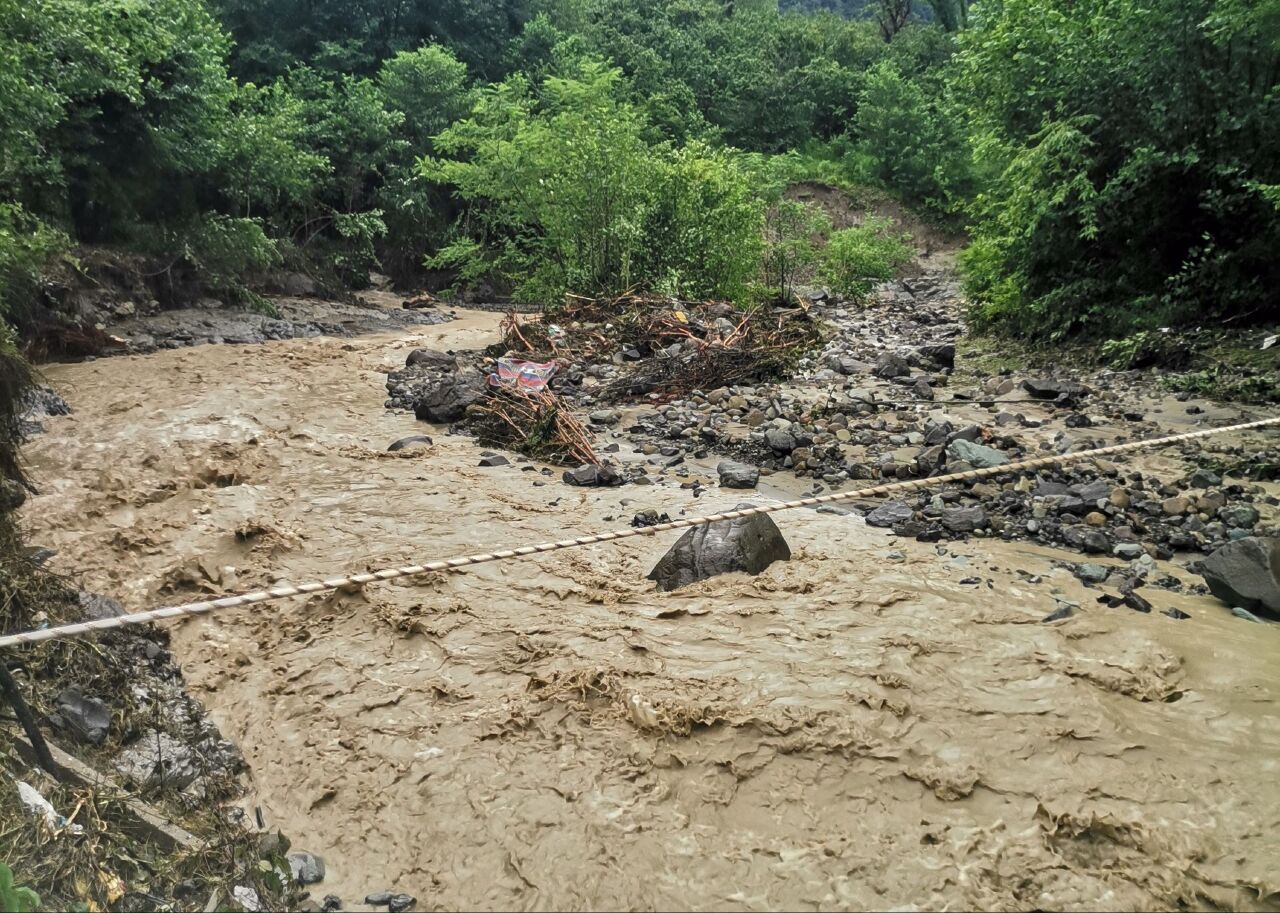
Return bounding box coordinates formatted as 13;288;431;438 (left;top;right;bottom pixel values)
958;0;1280;338
425;63;764;303
1;0;1274;342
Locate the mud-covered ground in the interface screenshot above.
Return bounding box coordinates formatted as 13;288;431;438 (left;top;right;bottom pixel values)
22;281;1280;911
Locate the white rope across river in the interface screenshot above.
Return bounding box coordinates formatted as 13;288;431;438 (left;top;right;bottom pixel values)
2;415;1276;650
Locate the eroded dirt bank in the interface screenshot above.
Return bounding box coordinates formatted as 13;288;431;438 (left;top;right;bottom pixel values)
23;308;1280;911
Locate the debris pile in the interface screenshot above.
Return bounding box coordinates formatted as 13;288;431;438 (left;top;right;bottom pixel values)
501;291;828;400
469;388;598;466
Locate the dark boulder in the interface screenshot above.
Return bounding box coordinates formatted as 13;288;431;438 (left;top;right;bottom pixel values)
717;461;760;489
55;686;110;745
764;428;796;452
563;464;623;487
1022;378;1087;400
412;370;487;423
1199;537;1280;613
387;435;433;452
917;343;956;369
647;505;790;592
874;353;911;380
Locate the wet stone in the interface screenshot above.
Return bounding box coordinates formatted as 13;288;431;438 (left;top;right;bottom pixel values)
55;686;110;745
1022;378;1087;400
946;439;1008;469
866;501;915;528
288;852;326;885
717;461;759;489
647;506;791;592
1219;505;1259;529
1199;537;1280;613
1188;468;1223;488
940;506;987;533
387;435;433;452
1074;563;1109;584
563;464;623;487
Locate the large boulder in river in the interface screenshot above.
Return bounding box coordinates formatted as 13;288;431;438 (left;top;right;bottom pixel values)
1199;537;1280;614
412;369;487;423
647;505;790;592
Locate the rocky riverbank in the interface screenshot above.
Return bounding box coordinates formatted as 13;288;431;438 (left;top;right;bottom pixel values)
382;266;1279;619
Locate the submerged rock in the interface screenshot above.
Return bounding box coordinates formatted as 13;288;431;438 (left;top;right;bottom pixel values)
1199;537;1280;614
647;505;790;591
563;464;623;487
866;501;914;528
405;348;457;369
1022;378;1087;400
387;435;433;452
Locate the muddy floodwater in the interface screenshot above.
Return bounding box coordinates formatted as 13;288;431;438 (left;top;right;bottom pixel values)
24;309;1280;911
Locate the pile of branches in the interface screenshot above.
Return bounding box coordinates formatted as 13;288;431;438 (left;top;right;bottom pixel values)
469;387;598;466
500;290;827;399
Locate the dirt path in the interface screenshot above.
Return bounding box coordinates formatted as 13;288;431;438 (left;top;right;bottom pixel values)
23;308;1280;911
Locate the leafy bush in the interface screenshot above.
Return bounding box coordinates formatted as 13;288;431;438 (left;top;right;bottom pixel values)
426;62;765;304
0;863;39;913
763;200;831;300
958;0;1280;339
0;205;65;329
820;218;914;301
639;144;764;302
853;60;970;216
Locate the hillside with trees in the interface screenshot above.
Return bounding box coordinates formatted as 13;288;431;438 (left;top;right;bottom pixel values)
2;0;1272;345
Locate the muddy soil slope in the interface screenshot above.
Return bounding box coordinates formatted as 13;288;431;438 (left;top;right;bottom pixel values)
23;298;1280;911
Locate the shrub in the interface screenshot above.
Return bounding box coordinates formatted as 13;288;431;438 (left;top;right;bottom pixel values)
0;863;39;913
425;61;765;304
820;218;913;301
762;199;831;300
0;205;65;330
957;0;1280;339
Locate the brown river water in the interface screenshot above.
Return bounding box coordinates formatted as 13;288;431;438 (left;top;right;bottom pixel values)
23;309;1280;911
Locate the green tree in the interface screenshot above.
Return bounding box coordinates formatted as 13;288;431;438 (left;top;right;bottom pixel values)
425;61;763;302
959;0;1280;338
853;58;969;214
762;200;831;299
